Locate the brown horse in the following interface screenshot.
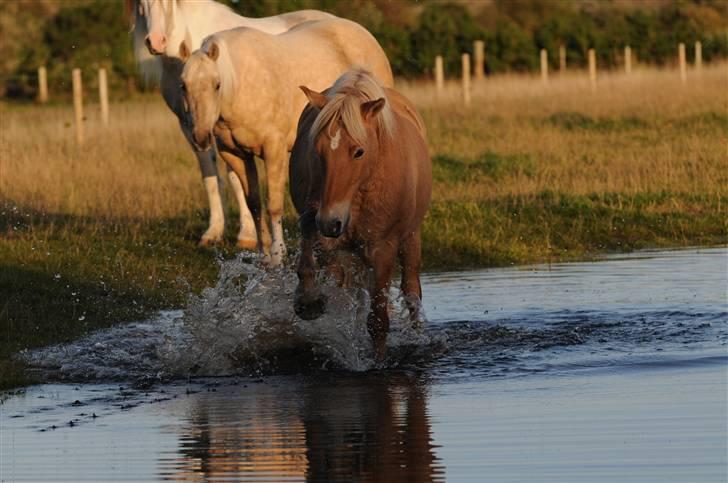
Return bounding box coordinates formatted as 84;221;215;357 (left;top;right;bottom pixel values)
290;69;432;359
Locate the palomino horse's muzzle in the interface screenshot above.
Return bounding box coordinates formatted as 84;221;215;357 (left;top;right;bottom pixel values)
192;131;213;151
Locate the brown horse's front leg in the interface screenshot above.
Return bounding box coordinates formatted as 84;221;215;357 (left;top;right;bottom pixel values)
294;209;326;320
365;241;398;360
399;229;423;326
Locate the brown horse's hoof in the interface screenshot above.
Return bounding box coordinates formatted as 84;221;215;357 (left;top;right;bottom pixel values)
372;338;387;362
236;238;258;251
294;292;327;320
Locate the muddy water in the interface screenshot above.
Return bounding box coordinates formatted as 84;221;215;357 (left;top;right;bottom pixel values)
2;248;726;482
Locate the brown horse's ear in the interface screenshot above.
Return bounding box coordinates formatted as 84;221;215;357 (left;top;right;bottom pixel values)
300;85;327;109
206;42;219;61
179;41;190;62
361;97;386;121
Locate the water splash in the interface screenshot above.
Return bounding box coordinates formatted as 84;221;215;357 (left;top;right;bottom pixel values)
24;255;435;382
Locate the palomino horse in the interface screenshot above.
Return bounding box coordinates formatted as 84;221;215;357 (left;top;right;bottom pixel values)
290;69;432;359
126;0;333;248
178;20;393;266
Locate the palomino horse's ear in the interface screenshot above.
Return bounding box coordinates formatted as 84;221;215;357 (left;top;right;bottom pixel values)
179;41;190;62
206;42;220;61
300;86;328;110
361;97;386;121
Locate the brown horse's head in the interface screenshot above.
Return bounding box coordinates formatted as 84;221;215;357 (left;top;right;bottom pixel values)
301;72;393;238
179;40;224;151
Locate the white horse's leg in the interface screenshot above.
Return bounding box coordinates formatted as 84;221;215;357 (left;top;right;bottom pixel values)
263;138;288;267
226;165;258;250
197;149;225;246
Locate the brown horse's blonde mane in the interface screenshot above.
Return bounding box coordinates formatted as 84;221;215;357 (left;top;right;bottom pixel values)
311;69;395;147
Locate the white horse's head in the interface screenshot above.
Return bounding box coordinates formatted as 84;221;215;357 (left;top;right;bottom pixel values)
129;0;186;57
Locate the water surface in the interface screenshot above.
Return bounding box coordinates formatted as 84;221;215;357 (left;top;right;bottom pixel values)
2;248;726;482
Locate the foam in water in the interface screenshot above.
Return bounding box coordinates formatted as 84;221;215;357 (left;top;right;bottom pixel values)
23;255;434;382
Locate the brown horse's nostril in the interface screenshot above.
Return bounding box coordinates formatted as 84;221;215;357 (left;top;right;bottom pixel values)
318;217;345;238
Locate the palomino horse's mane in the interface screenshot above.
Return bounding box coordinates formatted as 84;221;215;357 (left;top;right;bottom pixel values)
311;69;395;147
198;35;237;102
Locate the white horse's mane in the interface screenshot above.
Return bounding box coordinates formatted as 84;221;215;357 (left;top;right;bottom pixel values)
311;69;395;147
131;0;163;84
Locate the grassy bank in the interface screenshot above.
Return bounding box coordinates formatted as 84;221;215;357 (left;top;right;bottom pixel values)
1;65;726;388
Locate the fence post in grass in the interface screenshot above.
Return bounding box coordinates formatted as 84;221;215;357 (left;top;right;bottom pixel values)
37;66;48;103
588;49;596;92
695;41;702;74
474;40;485;80
72;68;84;145
435;55;444;97
540;49;548;83
678;43;687;84
98;68;109;126
461;53;471;106
559;45;566;74
625;46;632;74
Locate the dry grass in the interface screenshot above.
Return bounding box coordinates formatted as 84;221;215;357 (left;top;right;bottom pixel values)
398;63;728;202
2;63;725;220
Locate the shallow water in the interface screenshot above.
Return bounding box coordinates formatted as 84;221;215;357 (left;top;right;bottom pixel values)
2;247;726;482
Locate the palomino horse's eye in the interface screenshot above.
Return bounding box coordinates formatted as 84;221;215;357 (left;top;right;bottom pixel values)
215;82;221;91
353;148;365;159
179;82;186;92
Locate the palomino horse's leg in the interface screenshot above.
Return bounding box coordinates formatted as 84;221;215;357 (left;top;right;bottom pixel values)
225;165;257;250
218;149;270;257
195;148;225;246
399;230;423;326
294;209;326;320
262;138;288;266
365;241;399;360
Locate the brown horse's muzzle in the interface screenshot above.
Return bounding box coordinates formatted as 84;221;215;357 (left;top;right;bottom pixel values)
316;211;349;238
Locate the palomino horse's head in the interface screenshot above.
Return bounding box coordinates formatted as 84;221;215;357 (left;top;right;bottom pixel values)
179;40;223;151
301;70;394;238
127;0;185;56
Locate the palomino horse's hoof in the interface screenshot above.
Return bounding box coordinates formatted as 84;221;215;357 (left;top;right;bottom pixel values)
294;293;327;320
198;237;222;248
236;238;258;251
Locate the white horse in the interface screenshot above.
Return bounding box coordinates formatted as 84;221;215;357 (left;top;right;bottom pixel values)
127;0;334;248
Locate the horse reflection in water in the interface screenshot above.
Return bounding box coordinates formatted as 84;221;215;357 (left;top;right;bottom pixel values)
167;373;443;482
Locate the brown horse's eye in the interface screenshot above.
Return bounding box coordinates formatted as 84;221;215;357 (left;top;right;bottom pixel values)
179;82;186;92
353;148;365;159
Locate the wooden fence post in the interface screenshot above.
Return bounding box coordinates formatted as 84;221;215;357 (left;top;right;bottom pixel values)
435;55;444;96
588;49;596;92
540;49;548;83
98;68;109;126
461;53;471;106
474;40;485;80
695;41;702;73
678;43;686;84
72;68;84;145
37;66;48;103
625;46;632;74
559;45;566;74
